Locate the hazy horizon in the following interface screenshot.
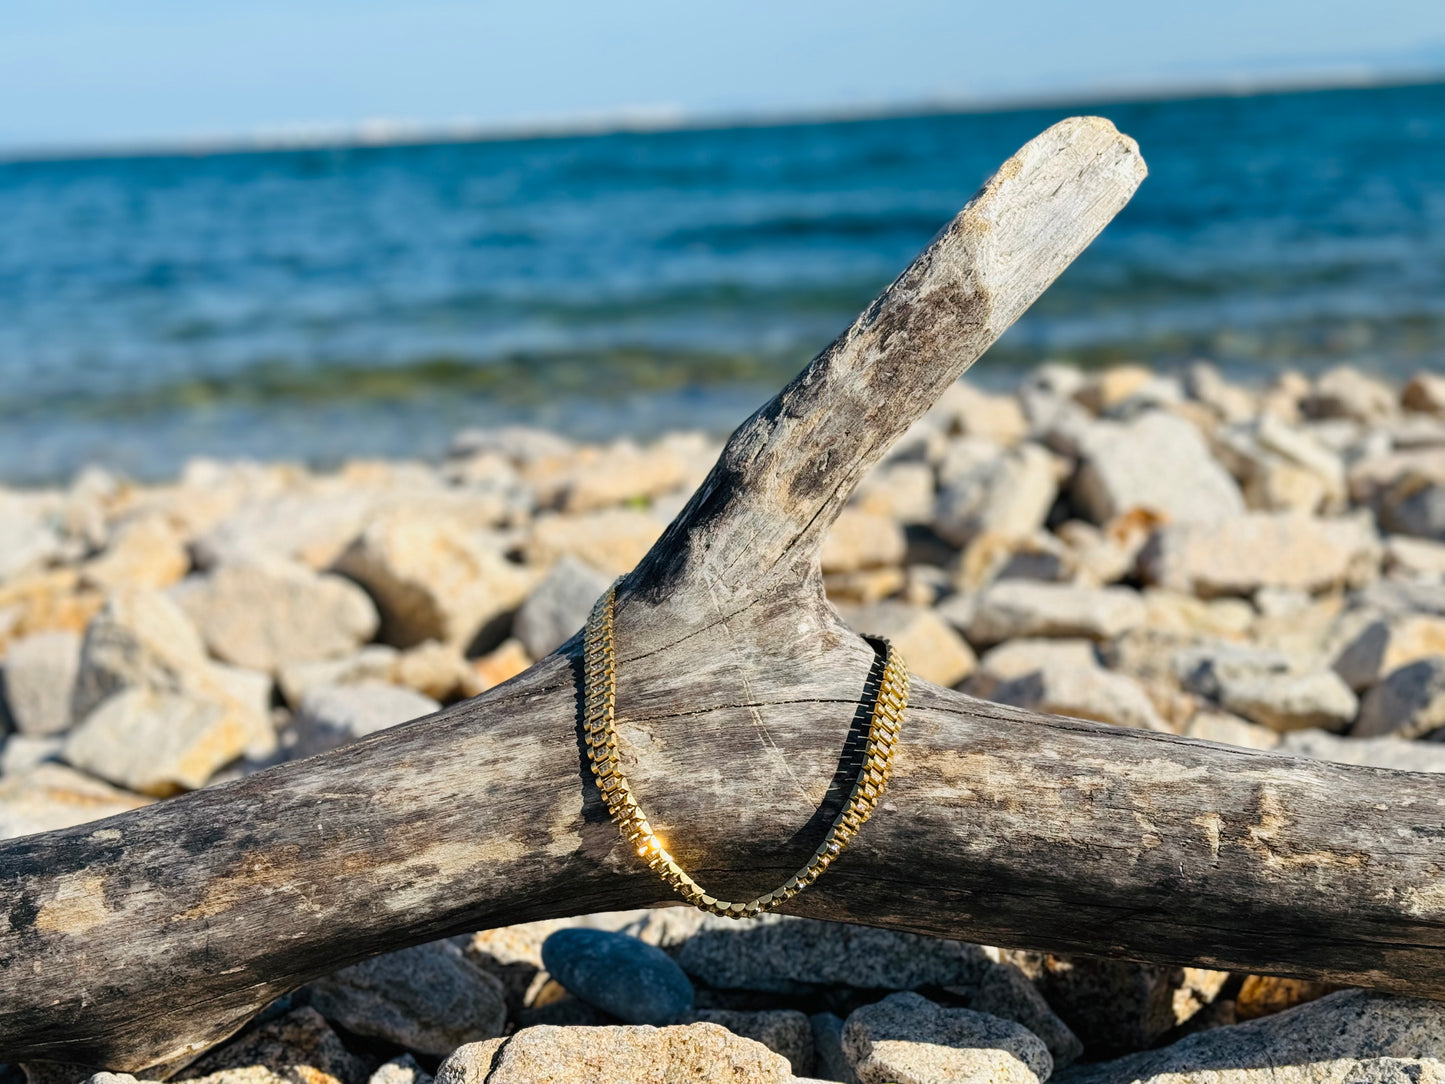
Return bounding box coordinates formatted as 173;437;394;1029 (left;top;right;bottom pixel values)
3;0;1443;155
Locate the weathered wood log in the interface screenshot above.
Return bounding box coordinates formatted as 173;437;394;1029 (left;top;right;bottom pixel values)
4;116;1443;1077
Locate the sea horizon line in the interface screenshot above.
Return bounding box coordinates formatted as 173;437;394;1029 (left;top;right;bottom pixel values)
3;64;1442;167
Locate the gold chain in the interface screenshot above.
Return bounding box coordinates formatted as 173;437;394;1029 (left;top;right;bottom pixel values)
582;583;909;919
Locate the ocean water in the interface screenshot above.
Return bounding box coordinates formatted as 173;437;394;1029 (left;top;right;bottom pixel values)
1;80;1442;483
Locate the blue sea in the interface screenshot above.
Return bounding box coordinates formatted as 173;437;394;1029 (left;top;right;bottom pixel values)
1;81;1442;483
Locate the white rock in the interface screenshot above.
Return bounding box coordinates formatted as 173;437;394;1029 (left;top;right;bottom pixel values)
0;762;151;840
1385;535;1445;578
512;556;612;660
278;645;400;710
1303;366;1398;423
526;508;665;575
368;1055;432;1084
842;991;1052;1084
172;558;380;673
843;602;976;688
1403;371;1445;417
1175;643;1358;733
933;442;1058;547
1061;989;1445;1084
292;681;440;756
307;940;507;1057
931;380;1029;446
335;511;535;650
1141;512;1381;597
1072;411;1244;525
64;688;261;796
951;582;1147;648
821;509;907;574
1277;728;1445;772
851;460;936;525
0;732;66;775
80;514;190;592
1182;711;1281;750
970;638;1100;699
0;494;62;581
1;630;81;736
992;662;1170;731
436;1022;794;1084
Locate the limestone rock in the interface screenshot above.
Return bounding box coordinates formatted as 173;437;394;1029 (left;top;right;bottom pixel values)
512;556;611;659
821;509;907;574
292;682;440;757
1385;534;1445;578
1354;657;1445;739
954;582;1146;647
992;663;1170;732
525;508;665;575
1333;613;1445;691
306;940;506;1057
932;442;1058;547
1404;370;1445;417
851;460;936;525
843;602;976;687
278;646;399;710
1074;364;1155;415
1057;989;1445;1084
1174;643;1357;732
675;914;993;994
0;733;65;775
72;588;215;720
1141;512;1381;597
1183;363;1258;424
947;960;1084;1068
173;559;379;673
1303;366;1398;423
842;992;1052;1084
367;1056;431;1084
1182;711;1281;750
64;688;257;796
692;1009;813;1075
335;513;535;650
80;515;190;592
1;631;81;736
541;927;694;1026
391;640;479;702
0;568;105;658
193;488;384;572
0;762;151;840
1210;669;1358;733
969;638;1100;699
0;495;62;582
176;1006;369;1084
436;1022;794;1084
1277;727;1445;772
551;438;695;513
472;639;533;691
1072;411;1244;525
933;380;1029;445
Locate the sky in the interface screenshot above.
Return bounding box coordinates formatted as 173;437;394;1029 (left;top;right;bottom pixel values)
2;0;1443;152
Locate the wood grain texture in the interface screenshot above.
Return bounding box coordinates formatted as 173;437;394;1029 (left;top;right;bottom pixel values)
7;117;1439;1076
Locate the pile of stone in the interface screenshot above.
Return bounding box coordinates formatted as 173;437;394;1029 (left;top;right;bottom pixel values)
74;913;1445;1083
4;360;1445;1079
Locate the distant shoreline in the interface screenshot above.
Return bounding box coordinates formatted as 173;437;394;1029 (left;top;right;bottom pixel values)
2;68;1442;167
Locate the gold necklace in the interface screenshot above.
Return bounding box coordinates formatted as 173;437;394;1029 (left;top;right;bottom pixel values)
583;583;908;918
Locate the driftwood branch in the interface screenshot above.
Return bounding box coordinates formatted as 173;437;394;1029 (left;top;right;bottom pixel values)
6;117;1442;1077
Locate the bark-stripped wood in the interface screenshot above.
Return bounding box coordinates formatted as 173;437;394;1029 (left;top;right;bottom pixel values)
5;117;1442;1076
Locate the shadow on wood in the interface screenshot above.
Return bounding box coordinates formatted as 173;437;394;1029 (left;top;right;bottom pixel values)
4;117;1442;1077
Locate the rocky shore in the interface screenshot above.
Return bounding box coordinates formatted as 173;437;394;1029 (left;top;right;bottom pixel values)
4;360;1445;1082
